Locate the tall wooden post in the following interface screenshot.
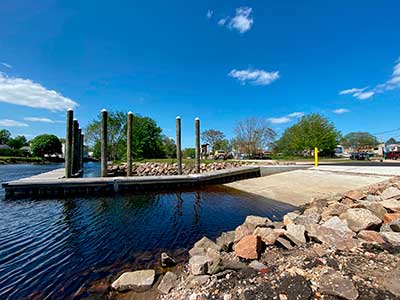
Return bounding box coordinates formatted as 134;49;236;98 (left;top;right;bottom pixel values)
77;128;82;173
127;111;133;176
65;109;73;178
80;133;84;172
72;120;79;175
101;109;108;177
176;116;182;175
195;117;200;173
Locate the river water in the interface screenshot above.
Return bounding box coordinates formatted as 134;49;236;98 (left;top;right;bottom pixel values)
0;163;294;300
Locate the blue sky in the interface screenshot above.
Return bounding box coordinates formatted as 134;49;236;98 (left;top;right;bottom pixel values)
0;0;399;147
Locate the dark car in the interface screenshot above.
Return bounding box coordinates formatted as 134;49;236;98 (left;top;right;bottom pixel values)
350;152;370;160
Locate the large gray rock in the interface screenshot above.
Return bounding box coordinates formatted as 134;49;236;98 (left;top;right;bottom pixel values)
383;270;400;297
249;260;267;271
306;224;361;250
189;236;220;257
322;216;354;236
189;255;213;275
294;213;321;225
316;269;359;300
357;202;387;220
158;272;177;294
381;199;400;212
380;232;400;246
216;230;235;252
234;223;255;242
285;223;306;245
365;194;382;202
111;269;155;292
283;211;300;225
381;218;400;232
340;208;382;232
381;187;400;200
321;203;349;220
244;215;273;228
253;227;284;245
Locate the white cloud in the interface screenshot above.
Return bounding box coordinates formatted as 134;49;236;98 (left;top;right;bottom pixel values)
24;117;63;123
0;73;78;111
287;112;304;118
228;68;279;86
268;117;291;124
268;111;304;124
339;57;400;100
1;62;12;69
333;108;350;114
218;7;254;33
0;119;28;127
206;10;213;19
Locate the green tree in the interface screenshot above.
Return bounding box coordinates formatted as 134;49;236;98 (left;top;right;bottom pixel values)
0;129;11;144
340;132;379;150
31;134;62;157
214;139;231;152
7;135;27;149
275;114;340;156
85;111;165;160
201;129;225;152
182;148;195;158
161;135;176;158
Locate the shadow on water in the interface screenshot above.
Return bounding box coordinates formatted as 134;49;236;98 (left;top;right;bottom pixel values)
0;163;295;300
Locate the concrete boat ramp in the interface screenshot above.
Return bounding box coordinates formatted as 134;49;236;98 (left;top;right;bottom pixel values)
2;166;261;199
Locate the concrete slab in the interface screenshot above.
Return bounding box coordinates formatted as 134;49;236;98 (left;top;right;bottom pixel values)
225;169;389;206
311;166;400;176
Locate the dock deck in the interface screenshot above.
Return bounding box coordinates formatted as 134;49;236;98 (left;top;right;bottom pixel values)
2;166;261;199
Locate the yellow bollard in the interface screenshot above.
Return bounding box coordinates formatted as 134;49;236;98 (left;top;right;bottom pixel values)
314;147;319;167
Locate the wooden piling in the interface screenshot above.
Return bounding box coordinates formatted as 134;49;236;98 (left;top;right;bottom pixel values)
80;131;84;172
127;112;133;176
176;116;182;175
72;120;79;175
65;109;73;178
101;109;108;177
195;117;200;173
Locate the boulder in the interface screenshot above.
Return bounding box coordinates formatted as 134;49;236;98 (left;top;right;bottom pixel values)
381;199;400;212
316;268;359;300
248;260;268;271
186;275;210;288
189;237;220;257
306;224;361;250
381;187;400;200
234;223;255;242
254;227;284;245
283;212;300;225
158;272;177;294
357;230;385;244
321;203;349;220
384;213;400;224
381;218;400;232
344;190;365;201
244;215;274;228
359;202;387;220
161;252;176;268
365;194;382;202
340;208;382;232
216;230;235;252
276;237;294;250
321;216;354;235
189;255;213;275
294;213;321;225
234;235;261;260
285;223;306;245
111;270;155;292
380;232;400;246
383;270;400;297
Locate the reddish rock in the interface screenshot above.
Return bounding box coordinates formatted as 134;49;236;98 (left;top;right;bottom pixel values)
357;230;385;244
235;235;261;260
383;213;400;224
344;190;365;201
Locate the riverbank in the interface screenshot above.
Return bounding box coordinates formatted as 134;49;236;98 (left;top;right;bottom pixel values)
0;156;45;164
106;178;400;300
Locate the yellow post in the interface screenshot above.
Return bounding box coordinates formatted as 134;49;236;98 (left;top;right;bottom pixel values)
314;147;319;167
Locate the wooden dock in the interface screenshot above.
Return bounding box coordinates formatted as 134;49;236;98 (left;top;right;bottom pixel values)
2;166;261;199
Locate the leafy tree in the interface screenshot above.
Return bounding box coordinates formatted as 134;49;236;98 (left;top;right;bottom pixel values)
31;134;62;157
201;129;225;152
7;135;27;149
233;117;276;155
182;148;195;158
275;114;340;156
0;129;11;144
214;139;231;152
85;111;165;160
161;135;176;158
340;132;379;149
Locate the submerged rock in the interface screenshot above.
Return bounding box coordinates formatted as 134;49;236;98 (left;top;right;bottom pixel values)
111;269;155;292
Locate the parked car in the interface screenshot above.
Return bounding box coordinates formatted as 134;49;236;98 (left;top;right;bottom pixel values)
386;151;400;160
214;150;227;160
350;152;370;160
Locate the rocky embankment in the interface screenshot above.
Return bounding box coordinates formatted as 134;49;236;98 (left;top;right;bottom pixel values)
107;161;253;176
107;178;400;300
